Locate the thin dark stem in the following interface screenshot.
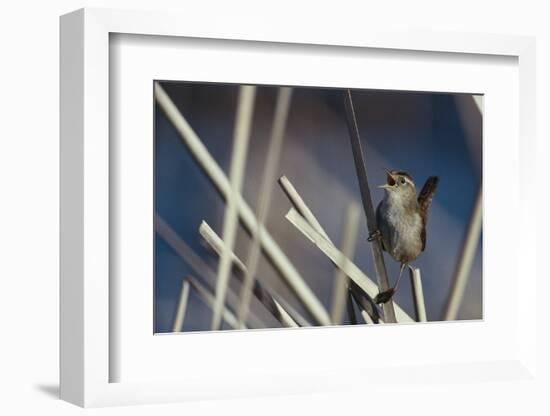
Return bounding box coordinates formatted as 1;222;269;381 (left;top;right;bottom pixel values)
346;288;356;324
346;290;358;324
343;90;397;323
349;280;381;323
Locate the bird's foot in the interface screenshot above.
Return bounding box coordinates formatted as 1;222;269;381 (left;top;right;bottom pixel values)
374;288;395;304
368;229;382;242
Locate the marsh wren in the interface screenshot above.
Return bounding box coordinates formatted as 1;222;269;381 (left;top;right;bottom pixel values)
372;170;439;303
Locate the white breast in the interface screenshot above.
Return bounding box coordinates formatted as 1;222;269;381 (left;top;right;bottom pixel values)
381;198;423;263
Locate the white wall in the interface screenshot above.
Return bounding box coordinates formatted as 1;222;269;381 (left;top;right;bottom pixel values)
1;1;548;414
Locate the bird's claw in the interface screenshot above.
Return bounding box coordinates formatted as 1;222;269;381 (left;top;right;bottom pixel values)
368;230;382;242
374;288;395;304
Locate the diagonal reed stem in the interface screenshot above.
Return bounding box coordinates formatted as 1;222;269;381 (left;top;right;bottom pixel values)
270;293;312;327
200;221;304;328
286;207;414;322
278;175;383;324
154;82;331;326
348;279;381;324
187;276;245;330
343;90;397;323
361;309;375;325
238;87;293;328
346;291;358;324
155;214;266;329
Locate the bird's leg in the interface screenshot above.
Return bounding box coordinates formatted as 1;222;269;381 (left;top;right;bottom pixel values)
393;263;407;293
374;263;406;304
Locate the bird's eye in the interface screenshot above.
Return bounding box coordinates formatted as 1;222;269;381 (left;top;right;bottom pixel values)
400;178;406;185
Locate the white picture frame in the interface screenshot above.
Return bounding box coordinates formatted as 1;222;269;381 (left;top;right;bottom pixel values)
60;8;537;407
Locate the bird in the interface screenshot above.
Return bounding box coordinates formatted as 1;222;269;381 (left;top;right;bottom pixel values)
372;169;439;304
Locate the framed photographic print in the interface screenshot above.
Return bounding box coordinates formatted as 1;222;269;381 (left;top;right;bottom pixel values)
152;80;481;332
60;7;537;408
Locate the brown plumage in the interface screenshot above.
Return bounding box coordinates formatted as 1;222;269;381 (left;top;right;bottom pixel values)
417;176;439;251
374;170;439;304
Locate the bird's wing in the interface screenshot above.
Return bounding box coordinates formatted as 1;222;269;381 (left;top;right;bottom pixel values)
417;176;439;251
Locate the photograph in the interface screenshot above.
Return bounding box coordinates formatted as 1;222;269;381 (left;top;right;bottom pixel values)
153;81;482;333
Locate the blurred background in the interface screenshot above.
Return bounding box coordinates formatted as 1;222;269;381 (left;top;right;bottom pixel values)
154;81;482;333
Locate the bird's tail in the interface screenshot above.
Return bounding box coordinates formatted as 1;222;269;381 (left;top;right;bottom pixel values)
418;176;439;215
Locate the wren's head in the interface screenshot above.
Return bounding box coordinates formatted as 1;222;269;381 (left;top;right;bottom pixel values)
379;170;417;206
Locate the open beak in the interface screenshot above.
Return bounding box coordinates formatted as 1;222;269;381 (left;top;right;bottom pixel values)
378;169;397;189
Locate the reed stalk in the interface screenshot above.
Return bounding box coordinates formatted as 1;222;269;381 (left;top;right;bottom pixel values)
238;87;293;328
171;280;190;332
343;89;397;323
155;214;266;329
278;175;383;324
408;266;427;322
330;202;361;324
443;188;482;320
200;221;303;328
154;82;331;326
211;85;256;330
187;276;245;330
285;207;414;322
